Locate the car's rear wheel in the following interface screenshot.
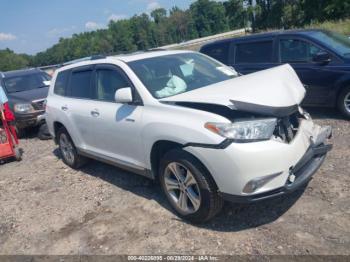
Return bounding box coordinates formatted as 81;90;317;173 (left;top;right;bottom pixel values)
159;149;223;223
337;86;350;119
57;127;87;169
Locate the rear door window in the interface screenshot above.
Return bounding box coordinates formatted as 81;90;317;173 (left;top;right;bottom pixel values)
279;39;322;63
54;70;70;96
68;67;93;99
235;41;273;63
201;42;230;64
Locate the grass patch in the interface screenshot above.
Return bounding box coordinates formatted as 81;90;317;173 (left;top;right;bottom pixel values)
305;19;350;35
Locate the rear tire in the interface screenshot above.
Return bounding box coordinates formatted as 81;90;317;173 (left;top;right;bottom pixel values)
57;127;88;169
159;149;223;223
337;86;350;119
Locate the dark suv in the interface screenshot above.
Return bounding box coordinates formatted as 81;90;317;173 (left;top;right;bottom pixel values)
200;29;350;118
0;68;51;135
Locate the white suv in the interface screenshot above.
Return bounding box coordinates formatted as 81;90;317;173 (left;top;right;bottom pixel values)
46;50;332;223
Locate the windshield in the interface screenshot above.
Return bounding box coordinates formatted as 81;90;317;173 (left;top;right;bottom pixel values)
3;72;51;93
308;31;350;57
128;53;237;99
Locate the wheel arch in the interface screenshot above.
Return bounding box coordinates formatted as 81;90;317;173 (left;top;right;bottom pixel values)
150;140;183;178
150;140;221;191
53;121;65;144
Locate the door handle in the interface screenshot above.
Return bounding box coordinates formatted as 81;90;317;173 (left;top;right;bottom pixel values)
61;105;68;111
90;109;100;117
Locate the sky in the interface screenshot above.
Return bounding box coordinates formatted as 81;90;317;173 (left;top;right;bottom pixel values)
0;0;193;55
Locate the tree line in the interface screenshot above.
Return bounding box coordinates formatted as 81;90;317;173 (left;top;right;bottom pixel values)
1;0;349;71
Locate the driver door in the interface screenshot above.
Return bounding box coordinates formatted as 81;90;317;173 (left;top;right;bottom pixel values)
87;64;145;169
277;36;340;106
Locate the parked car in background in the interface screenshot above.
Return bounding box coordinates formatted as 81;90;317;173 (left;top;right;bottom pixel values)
200;29;350;118
46;50;332;223
0;68;51;137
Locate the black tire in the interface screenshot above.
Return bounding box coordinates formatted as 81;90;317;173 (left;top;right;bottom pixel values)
38;123;52;140
337;86;350;119
159;149;223;223
57;127;88;169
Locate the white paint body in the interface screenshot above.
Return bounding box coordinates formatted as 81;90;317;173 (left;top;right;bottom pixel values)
46;50;326;196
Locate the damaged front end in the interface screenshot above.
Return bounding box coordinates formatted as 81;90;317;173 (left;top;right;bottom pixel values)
167;100;319;144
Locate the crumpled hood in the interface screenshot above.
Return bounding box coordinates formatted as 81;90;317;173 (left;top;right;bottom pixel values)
161;64;306;113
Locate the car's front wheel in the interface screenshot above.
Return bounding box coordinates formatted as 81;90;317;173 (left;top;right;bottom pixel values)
337;86;350;119
57;127;87;169
159;149;223;223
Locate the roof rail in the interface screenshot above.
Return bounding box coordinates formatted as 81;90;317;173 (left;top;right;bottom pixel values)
90;54;106;60
147;48;167;51
61;55;107;67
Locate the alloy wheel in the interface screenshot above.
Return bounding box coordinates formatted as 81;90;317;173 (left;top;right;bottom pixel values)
344;91;350;114
59;133;75;165
164;162;201;214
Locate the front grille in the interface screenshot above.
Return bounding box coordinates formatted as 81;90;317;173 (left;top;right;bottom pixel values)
32;99;45;111
273;113;302;143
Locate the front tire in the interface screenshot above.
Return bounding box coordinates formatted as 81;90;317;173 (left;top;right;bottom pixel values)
337;86;350;119
159;149;223;223
57;127;87;169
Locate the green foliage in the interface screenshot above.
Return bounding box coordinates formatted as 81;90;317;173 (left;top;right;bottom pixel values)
0;49;30;71
0;0;349;71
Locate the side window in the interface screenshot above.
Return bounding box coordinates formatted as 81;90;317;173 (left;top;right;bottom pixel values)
201;42;230;64
280;39;322;63
95;68;129;102
54;70;69;96
69;69;93;99
235;41;273;63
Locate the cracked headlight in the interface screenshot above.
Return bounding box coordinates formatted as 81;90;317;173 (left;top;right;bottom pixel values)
205;118;277;142
14;103;35;113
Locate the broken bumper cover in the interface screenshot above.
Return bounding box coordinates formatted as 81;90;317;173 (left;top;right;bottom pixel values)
184;119;332;201
220;143;332;203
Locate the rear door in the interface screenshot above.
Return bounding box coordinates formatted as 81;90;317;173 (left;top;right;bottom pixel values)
277;36;341;105
64;65;97;150
232;38;278;75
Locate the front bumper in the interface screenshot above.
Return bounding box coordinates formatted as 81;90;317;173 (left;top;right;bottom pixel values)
184;119;332;200
220;143;332;203
15;111;45;128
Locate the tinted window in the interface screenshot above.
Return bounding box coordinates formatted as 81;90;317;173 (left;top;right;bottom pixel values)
235;41;273;63
201;42;230;64
54;70;69;96
95;69;129;102
308;31;350;57
280;39;322;63
69;69;93;99
3;72;51;93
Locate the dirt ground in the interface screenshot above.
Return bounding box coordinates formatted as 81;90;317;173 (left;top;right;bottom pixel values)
0;108;349;255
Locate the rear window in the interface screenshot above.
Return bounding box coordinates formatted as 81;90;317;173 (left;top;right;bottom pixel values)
201;42;230;64
3;72;51;93
54;70;70;96
235;41;273;63
68;69;93;99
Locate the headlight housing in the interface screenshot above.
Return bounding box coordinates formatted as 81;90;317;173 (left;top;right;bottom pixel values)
14;103;35;113
205;118;277;142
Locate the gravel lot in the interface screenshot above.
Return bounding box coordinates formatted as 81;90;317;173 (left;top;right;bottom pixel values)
0;108;349;255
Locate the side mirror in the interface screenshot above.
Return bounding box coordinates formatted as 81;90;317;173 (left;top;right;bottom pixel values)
312;51;331;64
115;87;133;103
